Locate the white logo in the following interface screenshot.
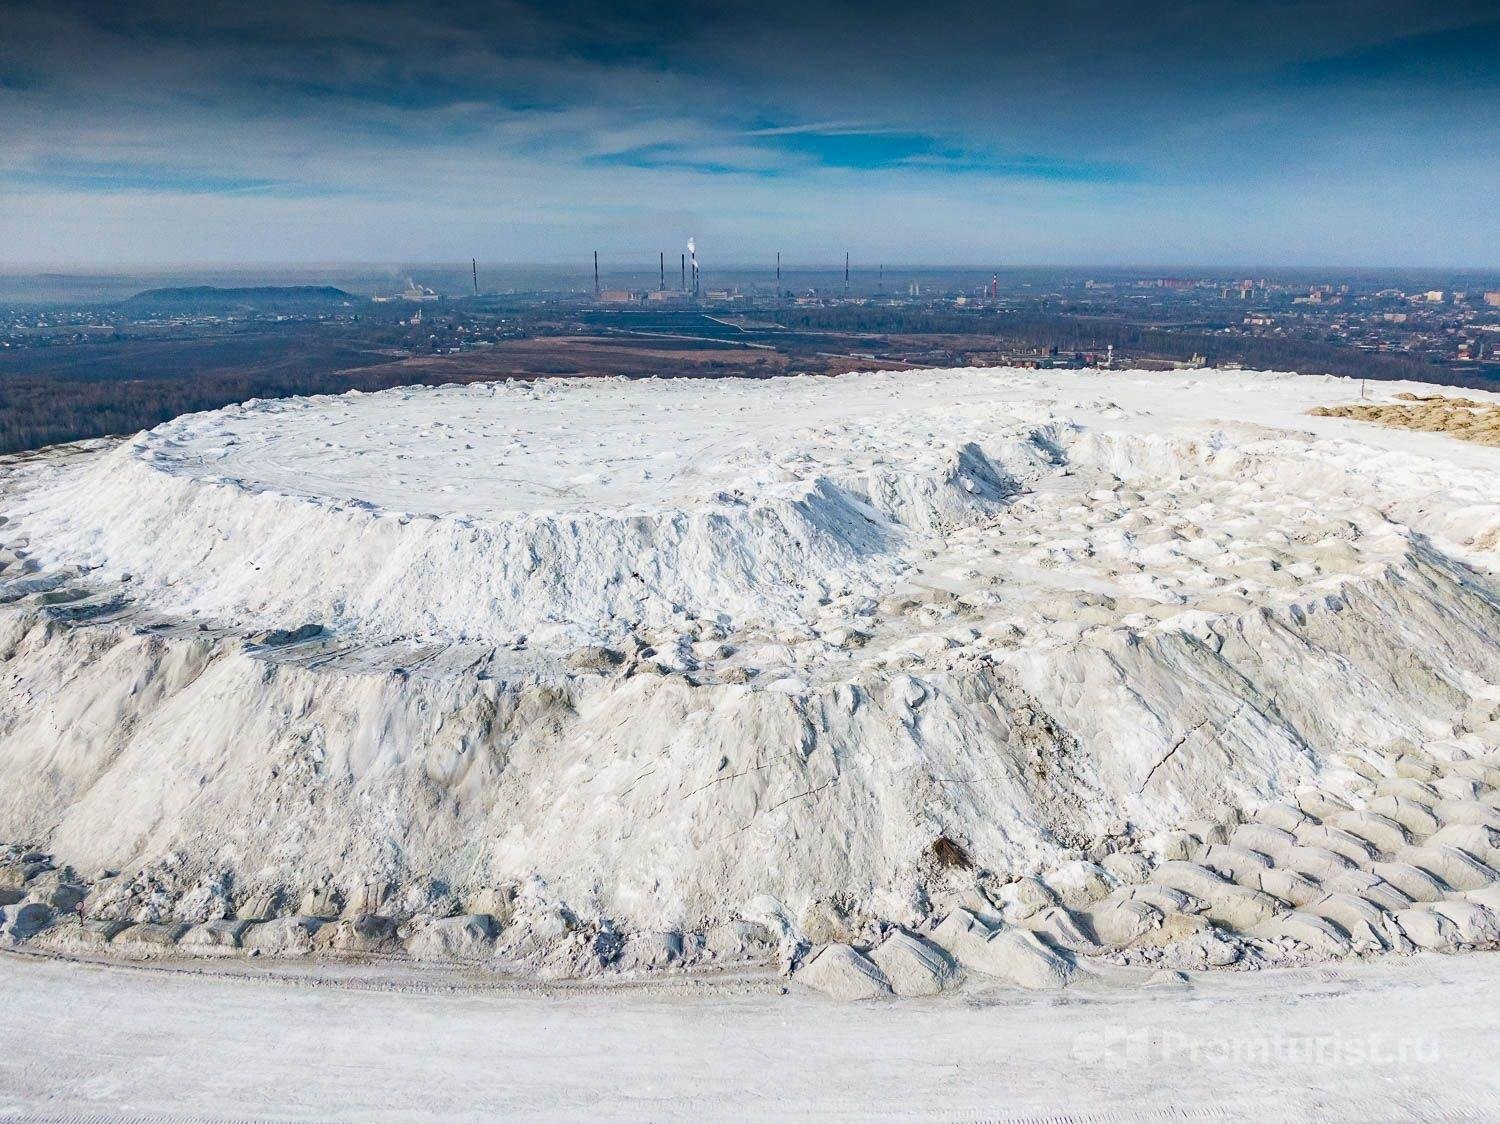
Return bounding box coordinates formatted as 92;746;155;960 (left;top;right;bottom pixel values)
1071;1025;1151;1066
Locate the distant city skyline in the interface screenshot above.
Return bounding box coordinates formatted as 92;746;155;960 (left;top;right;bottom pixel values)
2;1;1496;267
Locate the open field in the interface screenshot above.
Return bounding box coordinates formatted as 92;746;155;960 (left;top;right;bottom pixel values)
5;297;1497;456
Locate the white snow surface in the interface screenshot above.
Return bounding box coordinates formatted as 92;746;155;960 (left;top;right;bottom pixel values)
2;367;1499;950
16;367;1498;647
2;951;1497;1120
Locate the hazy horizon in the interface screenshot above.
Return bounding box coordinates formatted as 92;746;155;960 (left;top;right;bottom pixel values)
4;261;1498;307
5;261;1500;275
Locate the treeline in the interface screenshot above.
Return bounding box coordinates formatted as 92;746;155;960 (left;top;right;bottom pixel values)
771;307;1495;390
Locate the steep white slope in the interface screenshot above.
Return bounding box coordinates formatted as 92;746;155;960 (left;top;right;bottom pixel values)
0;368;1497;973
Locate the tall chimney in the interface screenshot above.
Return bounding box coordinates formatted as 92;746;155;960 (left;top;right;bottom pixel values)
659;252;665;291
845;251;850;295
472;258;478;296
681;253;686;292
776;251;781;299
593;251;599;297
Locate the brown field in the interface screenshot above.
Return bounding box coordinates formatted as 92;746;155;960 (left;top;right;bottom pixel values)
343;336;791;382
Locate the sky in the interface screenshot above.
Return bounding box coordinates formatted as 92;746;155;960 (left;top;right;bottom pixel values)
0;0;1496;267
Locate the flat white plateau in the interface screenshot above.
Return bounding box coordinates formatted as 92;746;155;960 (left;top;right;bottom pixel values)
115;367;1500;517
1;950;1495;1120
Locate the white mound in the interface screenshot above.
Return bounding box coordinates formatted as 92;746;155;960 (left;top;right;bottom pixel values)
1;368;1498;976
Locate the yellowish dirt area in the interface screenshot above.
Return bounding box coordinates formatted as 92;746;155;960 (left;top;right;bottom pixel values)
1310;392;1500;447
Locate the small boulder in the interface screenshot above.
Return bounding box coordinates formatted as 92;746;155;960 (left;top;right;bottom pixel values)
1250;802;1309;832
799;899;857;945
993;877;1057;922
867;930;956;996
1250;912;1351;957
1229;823;1297;859
1434;800;1500;831
1162;929;1242;969
704;920;776;961
249;623;325;646
1041;861;1114;908
568;646;625;673
978;929;1075;989
1293;824;1377;864
1367;861;1447;903
406;914;497;960
1257;868;1322;908
0;901;53;939
318;914;400;954
1115;884;1197;914
618;930;683;971
299;886;344;920
1281;845;1355;881
1296;787;1352;819
1394;907;1457;951
76;919;132;946
117;922;189;947
1024;905;1096;952
1367;796;1440;837
1100;852;1153;885
1075;899;1163;947
1329;811;1410;855
1196;844;1273;886
1323;871;1412;914
242;916;323;957
1396;845;1495;891
180;918;252;951
1304;893;1402;952
1426;824;1500;867
1427;901;1500;945
793;944;891;1001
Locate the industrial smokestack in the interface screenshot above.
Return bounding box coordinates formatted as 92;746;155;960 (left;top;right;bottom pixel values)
660;252;665;291
845;252;850;295
472;258;478;296
593;251;599;298
681;253;686;292
688;238;699;297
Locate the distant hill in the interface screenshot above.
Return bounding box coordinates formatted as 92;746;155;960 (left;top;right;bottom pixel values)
123;285;360;310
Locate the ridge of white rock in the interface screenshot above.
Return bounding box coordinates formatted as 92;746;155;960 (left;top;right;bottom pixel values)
0;367;1497;981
